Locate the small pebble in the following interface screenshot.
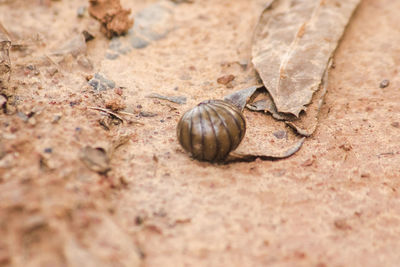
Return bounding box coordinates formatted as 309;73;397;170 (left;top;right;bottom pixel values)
109;38;122;50
239;59;248;70
77;55;93;69
105;53;119;60
130;35;149;49
217;74;235;85
77;6;86;17
140;111;157;117
52;115;62;124
44;148;53;153
95;73;115;88
117;46;131;55
391;122;399;128
88;73;116;91
379;79;390;88
17;112;29;122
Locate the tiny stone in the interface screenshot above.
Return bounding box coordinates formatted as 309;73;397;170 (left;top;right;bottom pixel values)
118;46;131;54
105;53;119;60
391;122;399;128
140;111;157;117
217;74;235;85
89;73;116;91
109;38;122;50
77;55;93;69
99;83;107;91
94;73;115;89
17;112;29;122
52;115;62;123
88;79;100;90
239;59;248;70
77;6;86;17
44;148;53;153
130;35;149;49
379;79;390;88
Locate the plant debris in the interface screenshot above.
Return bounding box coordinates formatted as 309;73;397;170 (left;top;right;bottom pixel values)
88;106;124;123
217;0;360;162
89;0;134;39
224;85;261;111
223;86;306;162
252;0;360;116
228;138;305;163
146;93;187;104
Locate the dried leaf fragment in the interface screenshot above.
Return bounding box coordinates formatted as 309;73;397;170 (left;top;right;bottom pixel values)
228;137;305;163
252;0;361;116
224;85;261;111
89;0;134;38
223;88;306;162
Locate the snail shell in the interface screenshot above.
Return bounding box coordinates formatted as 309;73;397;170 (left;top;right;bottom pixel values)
177;99;246;162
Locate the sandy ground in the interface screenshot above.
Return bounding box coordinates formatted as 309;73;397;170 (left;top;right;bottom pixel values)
0;0;399;266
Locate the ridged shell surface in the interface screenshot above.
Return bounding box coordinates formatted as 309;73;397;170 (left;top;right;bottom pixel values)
177;100;246;162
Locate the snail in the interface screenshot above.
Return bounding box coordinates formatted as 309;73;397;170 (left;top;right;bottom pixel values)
177;99;246;162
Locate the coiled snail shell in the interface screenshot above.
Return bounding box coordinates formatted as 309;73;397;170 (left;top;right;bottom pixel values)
177;99;246;162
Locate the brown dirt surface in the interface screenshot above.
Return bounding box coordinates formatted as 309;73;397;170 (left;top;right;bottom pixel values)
0;0;399;266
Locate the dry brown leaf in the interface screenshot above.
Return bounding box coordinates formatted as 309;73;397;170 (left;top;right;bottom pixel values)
284;60;330;136
224;87;305;161
246;60;331;136
224;85;261;111
252;0;360;116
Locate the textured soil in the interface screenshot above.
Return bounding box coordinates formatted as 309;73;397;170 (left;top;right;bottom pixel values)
0;0;399;266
